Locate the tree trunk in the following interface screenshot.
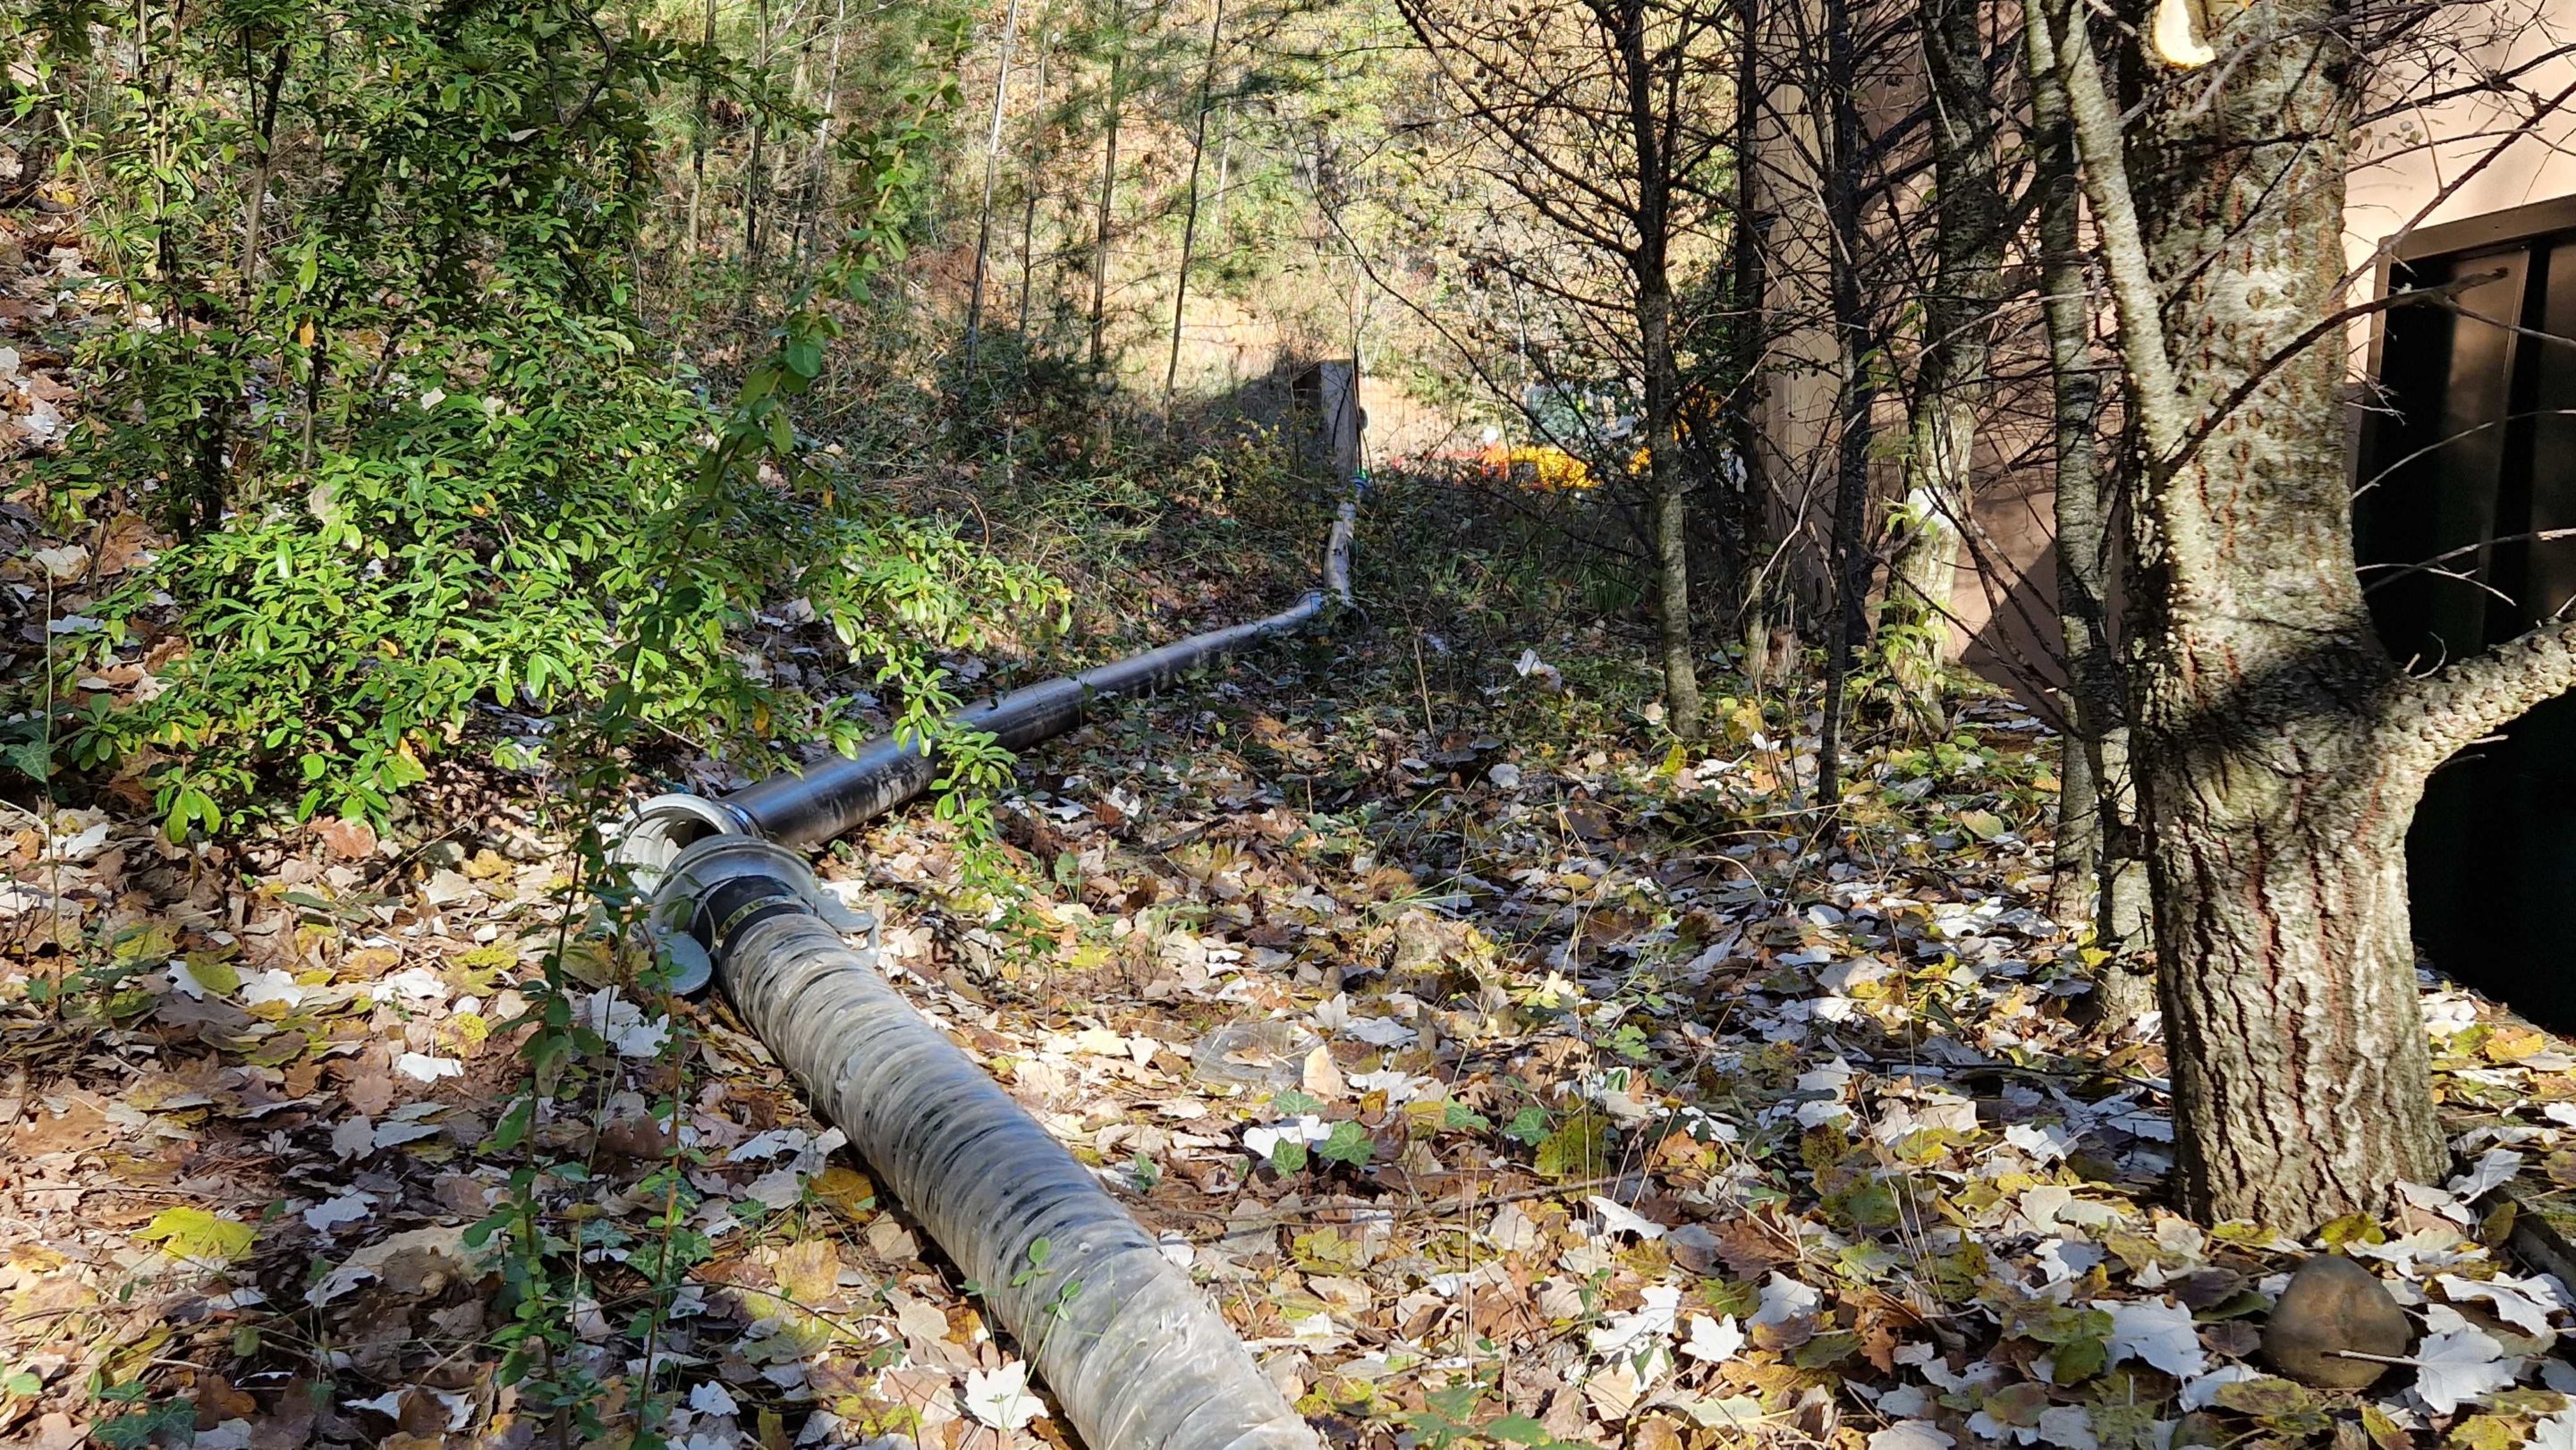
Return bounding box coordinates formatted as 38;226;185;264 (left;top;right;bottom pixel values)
685;0;716;269
1018;30;1052;335
1089;25;1124;375
1882;370;1973;721
2044;0;2443;1225
1086;21;1126;459
1726;0;1773;627
1617;0;1700;739
1880;0;2002;725
1163;0;1224;403
1643;275;1702;739
966;0;1026;360
1209;106;1234;260
742;0;775;289
236;41;290;304
792;0;848;267
1815;0;1872;805
2025;0;2150;1021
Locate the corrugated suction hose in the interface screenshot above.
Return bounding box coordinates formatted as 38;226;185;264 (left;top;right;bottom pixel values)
647;835;1317;1450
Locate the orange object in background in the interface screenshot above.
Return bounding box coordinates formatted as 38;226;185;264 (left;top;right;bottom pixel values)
1476;442;1598;491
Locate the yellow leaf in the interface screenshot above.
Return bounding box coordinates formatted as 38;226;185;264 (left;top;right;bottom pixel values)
1520;971;1583;1009
182;954;242;996
138;1207;256;1265
809;1166;875;1217
1536;1116;1606;1180
771;1237;843;1307
2485;1027;2546;1064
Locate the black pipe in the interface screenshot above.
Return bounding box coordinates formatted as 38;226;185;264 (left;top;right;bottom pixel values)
623;488;1355;869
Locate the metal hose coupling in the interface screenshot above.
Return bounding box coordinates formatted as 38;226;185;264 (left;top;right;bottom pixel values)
615;793;758;890
640;833;869;994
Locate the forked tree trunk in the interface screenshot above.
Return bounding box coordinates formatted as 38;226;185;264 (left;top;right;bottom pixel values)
2043;0;2486;1224
236;41;289;303
2128;11;2436;1223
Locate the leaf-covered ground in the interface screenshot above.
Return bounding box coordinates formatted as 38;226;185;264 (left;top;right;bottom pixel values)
12;577;2576;1450
7;226;2576;1450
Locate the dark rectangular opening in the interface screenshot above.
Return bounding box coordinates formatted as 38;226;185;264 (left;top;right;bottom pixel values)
2355;195;2576;1027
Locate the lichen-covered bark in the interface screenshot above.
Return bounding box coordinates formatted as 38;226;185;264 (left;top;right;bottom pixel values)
2382;617;2576;784
2047;0;2444;1226
2129;0;2445;1225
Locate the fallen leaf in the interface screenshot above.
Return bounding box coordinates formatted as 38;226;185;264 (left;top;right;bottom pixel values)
1301;1044;1345;1098
2413;1315;2515;1416
314;817;377;860
137;1207;256;1266
302;1193;373;1233
1870;1423;1955;1450
1681;1312;1745;1363
394;1052;463;1082
2104;1297;2206;1379
964;1361;1042;1430
308;1226;486;1305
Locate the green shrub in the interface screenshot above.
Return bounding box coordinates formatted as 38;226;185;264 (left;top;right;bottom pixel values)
62;313;1060;833
15;0;1046;836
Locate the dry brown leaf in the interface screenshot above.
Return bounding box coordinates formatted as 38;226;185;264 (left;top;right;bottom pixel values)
772;1237;842;1306
869;1213;920;1261
312;818;377;861
1301;1044;1345;1098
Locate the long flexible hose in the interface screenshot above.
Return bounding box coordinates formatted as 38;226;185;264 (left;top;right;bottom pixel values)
616;491;1359;1450
648;838;1317;1450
